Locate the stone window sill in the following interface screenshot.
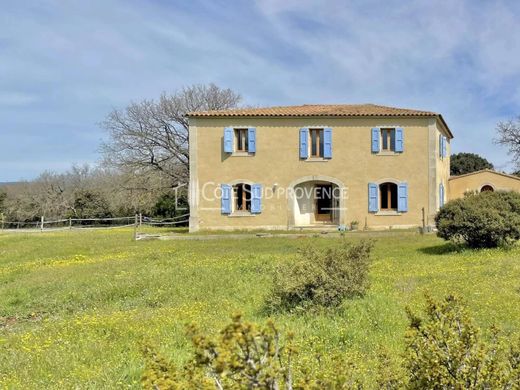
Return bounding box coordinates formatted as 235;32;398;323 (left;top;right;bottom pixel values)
228;212;256;217
375;210;402;216
231;151;254;157
303;157;329;162
375;151;401;156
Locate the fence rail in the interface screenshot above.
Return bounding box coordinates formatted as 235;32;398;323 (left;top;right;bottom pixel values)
0;213;189;236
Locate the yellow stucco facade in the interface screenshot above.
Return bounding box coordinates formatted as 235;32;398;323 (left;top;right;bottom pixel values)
449;170;520;199
188;106;452;232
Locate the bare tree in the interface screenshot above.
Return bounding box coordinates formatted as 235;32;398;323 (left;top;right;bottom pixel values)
495;116;520;168
100;84;242;184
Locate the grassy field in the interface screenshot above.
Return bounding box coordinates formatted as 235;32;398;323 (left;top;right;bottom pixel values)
0;229;519;388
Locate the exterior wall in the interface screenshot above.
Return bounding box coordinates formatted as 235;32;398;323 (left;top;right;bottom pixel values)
435;120;451;217
449;171;520;199
189;116;445;231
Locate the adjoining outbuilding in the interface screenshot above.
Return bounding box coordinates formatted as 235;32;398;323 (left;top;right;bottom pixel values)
448;169;520;199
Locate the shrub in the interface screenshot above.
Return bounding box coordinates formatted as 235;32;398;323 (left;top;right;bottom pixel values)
142;313;294;389
435;191;520;248
405;294;520;389
265;240;373;312
141;297;520;389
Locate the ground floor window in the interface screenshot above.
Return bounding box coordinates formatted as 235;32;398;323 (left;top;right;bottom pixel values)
380;182;398;210
233;183;251;212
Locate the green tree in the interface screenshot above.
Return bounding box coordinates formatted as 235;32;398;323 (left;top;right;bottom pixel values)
450;152;494;176
152;192;188;218
67;190;112;220
0;190;6;214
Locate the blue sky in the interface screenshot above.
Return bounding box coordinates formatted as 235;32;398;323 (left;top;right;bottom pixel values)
1;0;520;181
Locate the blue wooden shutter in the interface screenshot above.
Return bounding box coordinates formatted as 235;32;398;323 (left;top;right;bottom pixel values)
323;127;332;158
371;128;380;153
224;127;233;153
251;184;262;214
248;127;256;153
439;134;447;158
439;183;445;208
398;183;408;212
299;128;309;159
395;128;404;152
221;184;231;214
368;183;378;212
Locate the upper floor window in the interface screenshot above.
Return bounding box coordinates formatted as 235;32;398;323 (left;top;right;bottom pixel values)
380;182;398;210
371;127;404;153
439;134;448;159
299;127;332;159
223;127;256;154
310;128;324;157
235;128;249;152
381;128;396;152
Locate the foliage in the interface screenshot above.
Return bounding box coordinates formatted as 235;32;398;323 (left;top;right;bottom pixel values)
143;313;293;389
266;240;373;311
495;116;520;169
100;83;241;184
0;190;6;214
1;231;520;388
152;192;189;218
0;165;171;221
450;152;494;176
66;189;112;219
142;296;520;389
435;191;520;248
405;294;520;389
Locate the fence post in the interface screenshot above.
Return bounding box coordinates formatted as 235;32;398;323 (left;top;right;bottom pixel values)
421;207;426;234
139;213;142;227
69;217;72;230
40;216;44;232
1;214;3;230
134;214;138;241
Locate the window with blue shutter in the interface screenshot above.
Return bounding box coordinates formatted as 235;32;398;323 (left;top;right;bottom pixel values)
368;183;378;212
395;127;404;152
224;127;233;153
248;127;256;153
221;184;231;214
397;183;408;212
299;128;309;159
323;127;332;158
439;183;445;208
371;128;380;153
439;135;447;158
251;184;262;213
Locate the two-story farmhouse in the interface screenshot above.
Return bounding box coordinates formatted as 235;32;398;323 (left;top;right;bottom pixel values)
187;104;452;232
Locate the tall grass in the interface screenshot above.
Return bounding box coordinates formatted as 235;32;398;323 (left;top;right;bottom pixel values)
0;230;519;388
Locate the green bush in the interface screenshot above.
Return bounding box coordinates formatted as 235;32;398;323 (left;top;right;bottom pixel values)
142;314;293;389
142;297;520;389
435;191;520;248
265;240;373;312
405;294;520;389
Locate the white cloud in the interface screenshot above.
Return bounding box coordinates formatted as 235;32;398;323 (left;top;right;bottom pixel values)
1;0;519;180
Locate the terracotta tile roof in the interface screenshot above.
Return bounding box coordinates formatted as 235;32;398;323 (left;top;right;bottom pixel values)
188;103;438;117
188;104;453;137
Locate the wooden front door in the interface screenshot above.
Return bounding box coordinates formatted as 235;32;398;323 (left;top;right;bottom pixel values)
315;184;332;223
